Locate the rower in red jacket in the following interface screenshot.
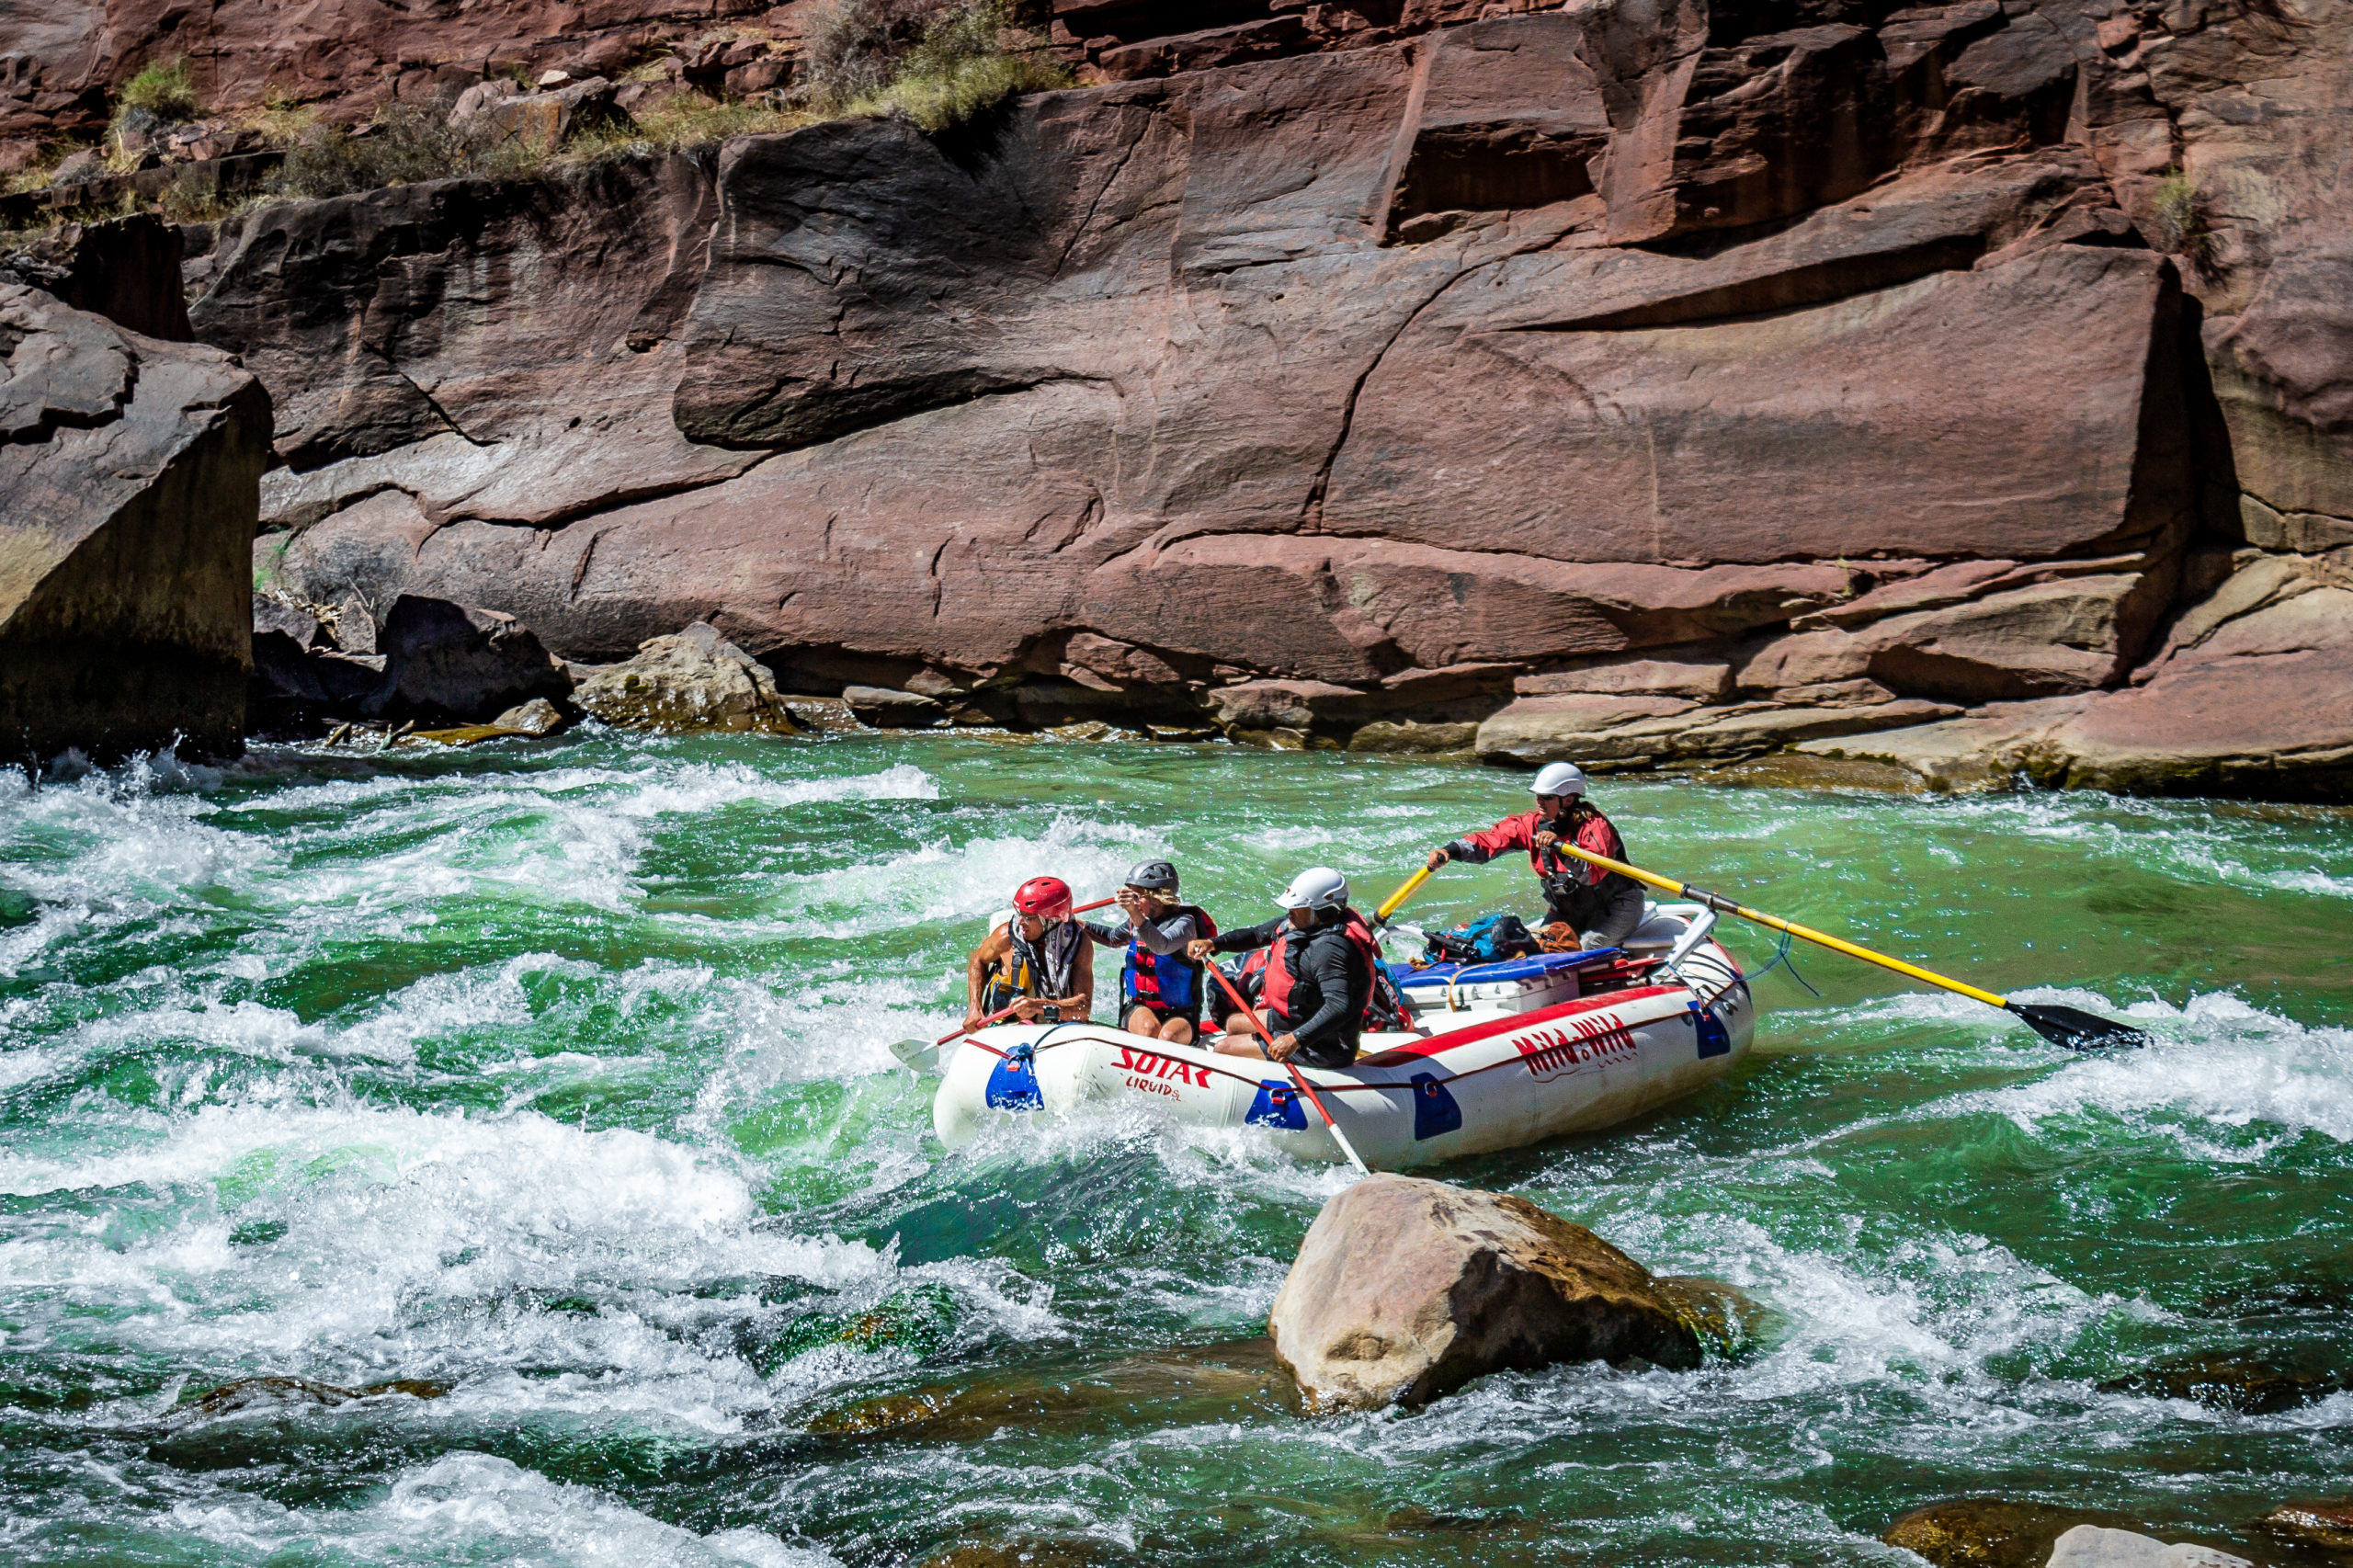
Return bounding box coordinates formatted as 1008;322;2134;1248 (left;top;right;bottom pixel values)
1423;762;1645;950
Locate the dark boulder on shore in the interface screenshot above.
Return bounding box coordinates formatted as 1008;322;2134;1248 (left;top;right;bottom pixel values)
0;282;270;767
247;590;573;733
1267;1174;1704;1410
371;594;571;724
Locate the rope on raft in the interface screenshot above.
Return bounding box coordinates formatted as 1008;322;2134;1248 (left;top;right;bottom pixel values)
1746;924;1821;997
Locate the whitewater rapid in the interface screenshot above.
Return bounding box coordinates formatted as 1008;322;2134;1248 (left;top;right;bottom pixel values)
1;733;2346;1564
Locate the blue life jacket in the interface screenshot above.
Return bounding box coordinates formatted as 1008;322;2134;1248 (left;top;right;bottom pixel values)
1123;904;1217;1011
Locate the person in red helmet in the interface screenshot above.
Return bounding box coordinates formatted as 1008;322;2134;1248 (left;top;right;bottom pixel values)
963;875;1095;1029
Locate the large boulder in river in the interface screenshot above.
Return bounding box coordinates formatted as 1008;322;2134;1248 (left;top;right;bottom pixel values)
571;622;796;733
1267;1175;1699;1411
0;282;270;766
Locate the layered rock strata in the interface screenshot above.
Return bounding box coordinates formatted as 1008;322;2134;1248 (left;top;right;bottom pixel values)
147;0;2353;798
1;283;269;766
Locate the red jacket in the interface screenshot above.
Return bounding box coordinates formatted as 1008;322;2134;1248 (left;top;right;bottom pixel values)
1447;806;1625;888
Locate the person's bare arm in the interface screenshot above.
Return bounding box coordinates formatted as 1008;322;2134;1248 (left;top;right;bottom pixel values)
964;928;1009;1028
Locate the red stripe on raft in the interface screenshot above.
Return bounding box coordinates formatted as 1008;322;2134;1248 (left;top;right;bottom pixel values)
961;982;1699;1096
1355;985;1688;1065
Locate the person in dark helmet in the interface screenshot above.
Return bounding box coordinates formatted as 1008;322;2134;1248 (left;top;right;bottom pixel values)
1083;858;1218;1045
1424;761;1643;950
964;876;1094;1029
1187;866;1381;1068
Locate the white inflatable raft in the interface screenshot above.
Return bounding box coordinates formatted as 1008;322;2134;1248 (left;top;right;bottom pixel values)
930;902;1756;1169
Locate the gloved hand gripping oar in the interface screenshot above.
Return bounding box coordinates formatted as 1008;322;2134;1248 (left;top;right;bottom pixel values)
1203;961;1371;1174
1547;842;2151;1051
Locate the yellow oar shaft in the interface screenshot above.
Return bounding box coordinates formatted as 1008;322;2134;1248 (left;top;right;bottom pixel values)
1549;842;2011;1010
1374;864;1434;923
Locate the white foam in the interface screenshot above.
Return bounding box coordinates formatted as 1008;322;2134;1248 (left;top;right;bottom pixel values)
1942;989;2353;1150
0;1099;895;1420
168;1451;835;1566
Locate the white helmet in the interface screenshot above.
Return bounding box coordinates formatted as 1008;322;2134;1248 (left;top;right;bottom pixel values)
1275;866;1350;913
1532;761;1589;799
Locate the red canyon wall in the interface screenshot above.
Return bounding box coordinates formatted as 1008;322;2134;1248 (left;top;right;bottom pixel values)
14;0;2348;793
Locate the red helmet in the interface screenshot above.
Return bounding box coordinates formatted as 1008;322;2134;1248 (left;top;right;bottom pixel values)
1012;876;1073;920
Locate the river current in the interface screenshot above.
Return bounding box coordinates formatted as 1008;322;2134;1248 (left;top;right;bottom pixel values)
1;732;2347;1566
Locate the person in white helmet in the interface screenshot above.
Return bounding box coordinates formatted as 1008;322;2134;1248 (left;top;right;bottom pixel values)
1423;761;1644;949
1185;867;1381;1067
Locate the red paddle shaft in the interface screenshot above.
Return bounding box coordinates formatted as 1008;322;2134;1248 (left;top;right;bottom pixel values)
935;897;1120;1045
1202;957;1370;1174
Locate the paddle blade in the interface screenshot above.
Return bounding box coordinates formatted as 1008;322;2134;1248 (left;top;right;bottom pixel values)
891;1037;950;1074
2006;1002;2152;1051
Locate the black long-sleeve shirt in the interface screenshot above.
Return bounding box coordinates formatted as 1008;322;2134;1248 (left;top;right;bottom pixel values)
1212;915;1370;1060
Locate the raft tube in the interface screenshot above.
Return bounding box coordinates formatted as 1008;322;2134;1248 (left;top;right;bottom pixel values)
931;903;1756;1169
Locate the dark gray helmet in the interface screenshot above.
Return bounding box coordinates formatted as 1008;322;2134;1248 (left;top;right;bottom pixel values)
1125;858;1179;892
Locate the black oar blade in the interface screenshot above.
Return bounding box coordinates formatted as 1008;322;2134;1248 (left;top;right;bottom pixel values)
2006;1002;2152;1051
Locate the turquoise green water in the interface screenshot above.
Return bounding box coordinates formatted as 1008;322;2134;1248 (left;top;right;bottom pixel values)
2;733;2348;1566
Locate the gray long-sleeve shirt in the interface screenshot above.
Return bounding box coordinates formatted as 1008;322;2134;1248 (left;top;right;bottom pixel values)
1084;910;1199;954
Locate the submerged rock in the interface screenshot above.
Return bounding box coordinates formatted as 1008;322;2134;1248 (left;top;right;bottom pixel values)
1881;1502;2263;1568
572;623;796;733
1884;1501;2150;1568
920;1542;1108;1568
0;282;271;766
1653;1274;1776;1358
2100;1347;2350;1415
127;1374;449;1436
1267;1175;1699;1411
2256;1498;2353;1558
807;1337;1300;1441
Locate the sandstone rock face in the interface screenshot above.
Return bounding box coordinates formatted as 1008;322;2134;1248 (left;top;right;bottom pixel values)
1267;1174;1699;1410
0;284;269;765
1805;551;2353;799
0;4;754;147
572;622;797;733
122;0;2353;798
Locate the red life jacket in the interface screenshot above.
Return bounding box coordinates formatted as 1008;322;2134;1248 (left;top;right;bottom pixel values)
1530;806;1624;891
1258;910;1383;1023
1123;904;1217;1011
